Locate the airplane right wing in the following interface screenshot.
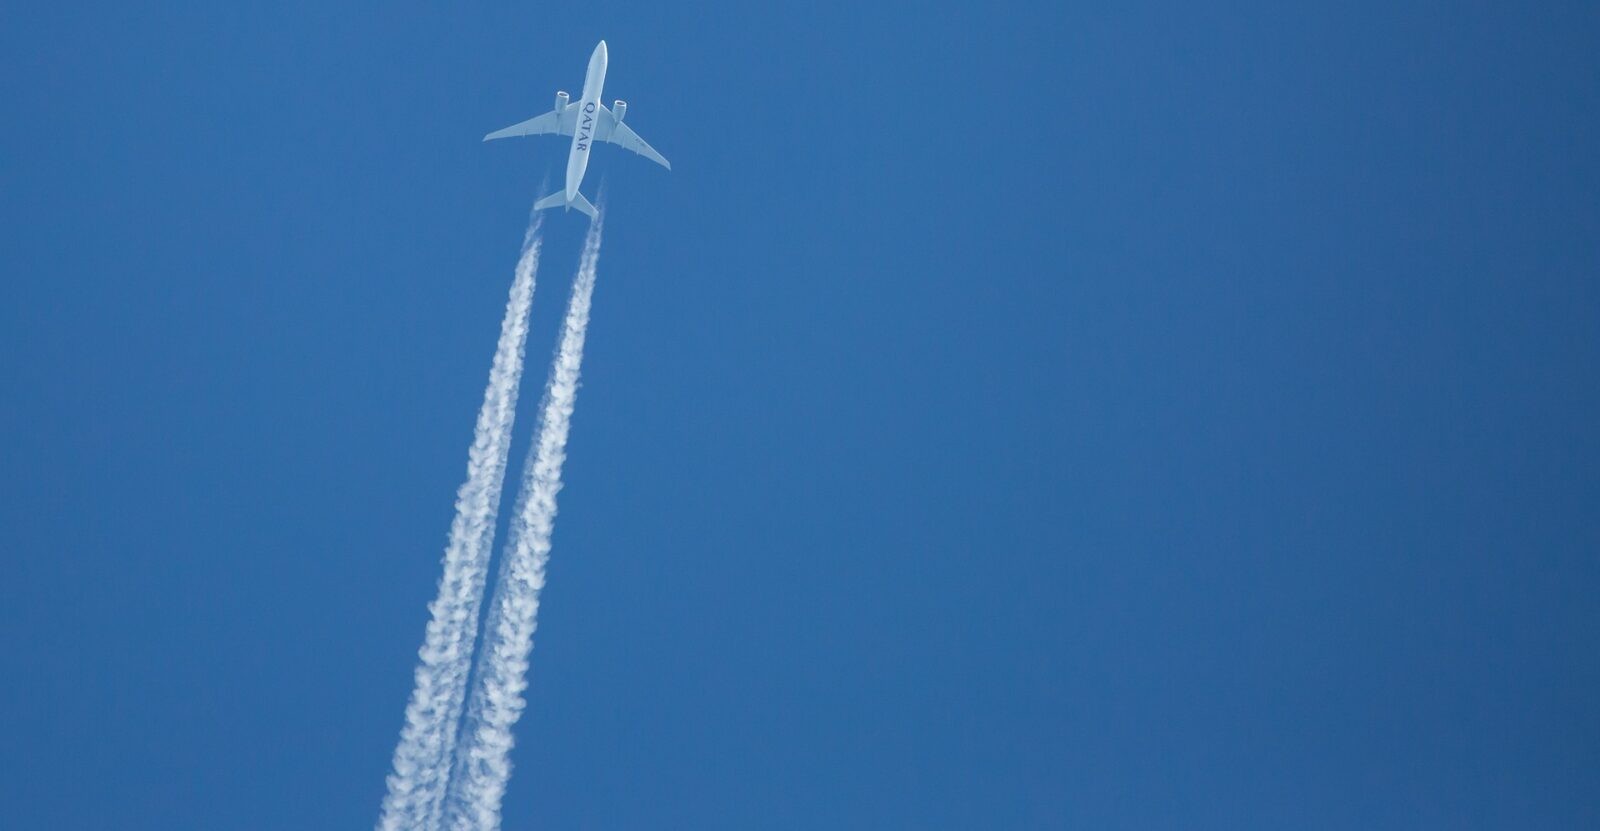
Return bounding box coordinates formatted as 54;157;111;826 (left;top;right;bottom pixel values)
483;103;578;141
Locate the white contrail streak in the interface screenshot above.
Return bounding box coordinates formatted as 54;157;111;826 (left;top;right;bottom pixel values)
378;217;543;831
444;215;604;831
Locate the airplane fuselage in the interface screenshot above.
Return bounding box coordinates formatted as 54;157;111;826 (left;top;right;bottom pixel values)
566;41;608;202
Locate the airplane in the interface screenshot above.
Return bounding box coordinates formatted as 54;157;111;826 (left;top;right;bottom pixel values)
484;40;670;219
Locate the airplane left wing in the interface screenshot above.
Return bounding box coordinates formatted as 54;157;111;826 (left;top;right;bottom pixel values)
597;105;671;169
484;103;578;141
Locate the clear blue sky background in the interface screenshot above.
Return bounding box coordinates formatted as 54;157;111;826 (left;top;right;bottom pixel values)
2;2;1597;828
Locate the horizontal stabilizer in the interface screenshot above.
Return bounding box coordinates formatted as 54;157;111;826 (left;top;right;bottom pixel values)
570;191;598;219
533;189;598;220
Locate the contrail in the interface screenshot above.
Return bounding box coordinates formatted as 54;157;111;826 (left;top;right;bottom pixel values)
444;215;604;831
378;216;543;831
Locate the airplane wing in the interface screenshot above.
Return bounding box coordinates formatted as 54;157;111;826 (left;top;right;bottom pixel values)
484;103;578;141
597;105;671;170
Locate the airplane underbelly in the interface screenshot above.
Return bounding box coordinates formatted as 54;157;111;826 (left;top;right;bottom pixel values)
566;141;590;198
565;98;601;199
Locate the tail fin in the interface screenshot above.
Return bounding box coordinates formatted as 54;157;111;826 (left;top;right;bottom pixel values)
532;189;598;220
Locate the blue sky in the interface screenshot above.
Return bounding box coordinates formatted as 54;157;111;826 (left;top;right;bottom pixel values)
2;2;1598;828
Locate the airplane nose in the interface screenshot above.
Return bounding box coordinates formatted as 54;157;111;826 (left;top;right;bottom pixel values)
596;40;608;57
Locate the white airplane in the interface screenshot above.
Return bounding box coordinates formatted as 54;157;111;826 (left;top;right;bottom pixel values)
484;40;670;219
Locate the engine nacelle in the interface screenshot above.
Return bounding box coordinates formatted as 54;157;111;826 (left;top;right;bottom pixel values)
555;90;569;111
612;100;627;123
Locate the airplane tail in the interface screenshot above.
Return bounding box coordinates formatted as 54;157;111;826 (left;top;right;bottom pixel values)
533;189;598;220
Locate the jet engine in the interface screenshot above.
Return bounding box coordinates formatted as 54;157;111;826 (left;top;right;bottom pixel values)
554;90;569;111
612;100;627;123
